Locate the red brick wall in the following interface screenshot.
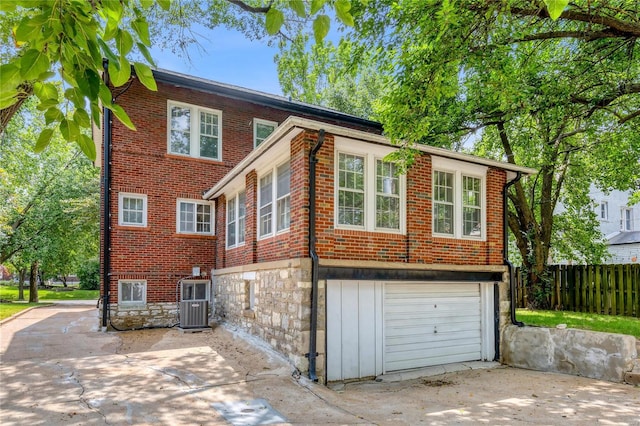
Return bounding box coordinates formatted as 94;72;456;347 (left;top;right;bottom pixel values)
103;78;315;302
103;76;507;304
215;129;507;268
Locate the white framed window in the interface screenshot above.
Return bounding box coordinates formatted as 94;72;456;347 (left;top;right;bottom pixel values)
432;157;487;240
119;280;146;305
258;160;290;239
181;280;209;301
177;199;214;235
254;118;277;148
621;207;633;231
118;193;147;227
227;191;246;248
334;138;406;233
600;201;609;220
168;100;221;160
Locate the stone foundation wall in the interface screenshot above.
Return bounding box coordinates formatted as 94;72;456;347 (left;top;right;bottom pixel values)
212;258;317;377
502;325;638;382
104;302;183;329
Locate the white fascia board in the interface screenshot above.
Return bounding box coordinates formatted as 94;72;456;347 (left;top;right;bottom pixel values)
203;118;303;199
279;116;537;175
202;116;537;200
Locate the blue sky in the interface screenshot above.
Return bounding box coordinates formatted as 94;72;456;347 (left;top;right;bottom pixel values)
150;25;284;95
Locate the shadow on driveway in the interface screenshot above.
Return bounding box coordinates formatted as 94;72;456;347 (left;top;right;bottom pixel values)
1;303;638;425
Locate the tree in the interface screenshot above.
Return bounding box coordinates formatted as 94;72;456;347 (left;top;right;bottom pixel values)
303;0;639;307
276;36;389;120
0;0;169;160
0;97;99;298
0;0;356;159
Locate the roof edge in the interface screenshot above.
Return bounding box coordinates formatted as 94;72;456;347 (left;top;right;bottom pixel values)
203;116;537;200
152;68;383;132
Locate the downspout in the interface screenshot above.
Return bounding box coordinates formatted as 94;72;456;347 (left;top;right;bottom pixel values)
101;58;112;329
504;171;524;327
307;129;325;382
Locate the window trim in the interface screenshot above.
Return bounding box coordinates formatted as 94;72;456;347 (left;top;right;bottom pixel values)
118;280;147;305
431;156;487;241
226;190;246;249
334;138;406;234
600;201;609;221
118;193;147;227
253;118;278;148
257;159;291;240
167;100;222;161
621;207;633;231
176;198;215;235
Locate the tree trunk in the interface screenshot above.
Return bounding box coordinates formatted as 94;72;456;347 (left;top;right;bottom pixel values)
0;83;32;136
29;261;39;303
18;268;26;301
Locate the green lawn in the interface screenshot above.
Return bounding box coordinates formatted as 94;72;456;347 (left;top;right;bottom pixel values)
0;303;52;321
517;309;640;339
0;284;99;301
0;284;98;321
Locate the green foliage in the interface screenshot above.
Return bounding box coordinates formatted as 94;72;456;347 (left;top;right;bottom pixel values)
0;97;99;279
0;0;168;159
77;258;100;290
0;302;46;321
517;309;640;339
1;0;357;160
331;0;640;301
277;36;389;120
0;285;99;301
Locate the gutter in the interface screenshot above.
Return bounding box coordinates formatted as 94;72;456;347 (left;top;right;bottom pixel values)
101;58;112;329
504;171;524;327
306;129;325;382
152;69;383;133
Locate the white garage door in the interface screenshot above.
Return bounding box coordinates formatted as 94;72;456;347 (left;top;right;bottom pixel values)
327;280;494;381
384;283;482;372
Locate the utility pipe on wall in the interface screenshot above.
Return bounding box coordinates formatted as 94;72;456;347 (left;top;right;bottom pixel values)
101;59;112;329
503;171;524;327
307;129;325;382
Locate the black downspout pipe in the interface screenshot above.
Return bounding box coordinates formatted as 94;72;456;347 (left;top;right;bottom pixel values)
504;171;524;327
307;129;325;382
101;59;112;329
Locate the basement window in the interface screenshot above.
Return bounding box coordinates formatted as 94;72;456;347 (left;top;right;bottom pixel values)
119;280;146;305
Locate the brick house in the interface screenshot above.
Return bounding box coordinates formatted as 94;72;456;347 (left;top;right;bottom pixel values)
99;68;535;383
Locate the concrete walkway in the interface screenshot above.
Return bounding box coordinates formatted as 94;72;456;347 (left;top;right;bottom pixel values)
1;303;639;425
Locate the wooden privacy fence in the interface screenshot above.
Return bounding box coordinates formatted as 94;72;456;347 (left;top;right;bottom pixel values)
515;264;640;317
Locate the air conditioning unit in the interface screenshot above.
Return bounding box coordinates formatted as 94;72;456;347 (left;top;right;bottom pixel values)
179;300;208;328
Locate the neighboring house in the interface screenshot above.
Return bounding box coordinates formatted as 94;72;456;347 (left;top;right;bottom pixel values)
99;68;535;383
592;188;640;263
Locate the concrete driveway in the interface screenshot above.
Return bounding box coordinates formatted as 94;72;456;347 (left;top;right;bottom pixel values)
1;303;638;425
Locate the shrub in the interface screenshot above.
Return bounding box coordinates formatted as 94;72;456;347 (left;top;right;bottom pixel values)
77;258;100;290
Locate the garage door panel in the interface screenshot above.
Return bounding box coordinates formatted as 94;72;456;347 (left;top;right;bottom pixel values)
387;350;482;371
386;314;481;328
385;323;481;339
384;282;483;372
386;341;482;359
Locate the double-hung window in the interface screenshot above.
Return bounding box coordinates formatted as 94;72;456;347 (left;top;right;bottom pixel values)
621;208;633;231
118;193;147;227
227;191;246;248
600;201;609;221
119;280;146;305
254;118;277;147
432;157;486;240
177;199;214;235
168;101;221;160
259;160;290;238
335;138;406;233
